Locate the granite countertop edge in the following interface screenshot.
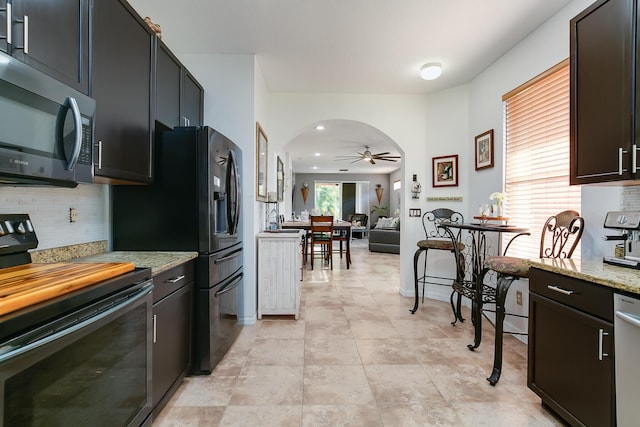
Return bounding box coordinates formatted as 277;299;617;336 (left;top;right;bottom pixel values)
528;258;640;295
70;251;198;276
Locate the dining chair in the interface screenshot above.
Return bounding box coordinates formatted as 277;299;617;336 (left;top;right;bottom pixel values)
309;215;334;270
411;208;465;315
332;221;351;268
472;210;584;385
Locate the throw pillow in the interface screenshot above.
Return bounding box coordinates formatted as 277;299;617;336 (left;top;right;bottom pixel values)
375;217;394;229
390;217;400;229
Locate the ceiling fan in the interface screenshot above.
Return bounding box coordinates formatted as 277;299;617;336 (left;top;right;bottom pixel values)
335;145;401;165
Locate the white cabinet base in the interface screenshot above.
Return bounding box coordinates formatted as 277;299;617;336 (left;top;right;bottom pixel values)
257;231;303;319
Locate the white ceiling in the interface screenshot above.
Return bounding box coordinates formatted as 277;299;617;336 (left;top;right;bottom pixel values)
129;0;575;174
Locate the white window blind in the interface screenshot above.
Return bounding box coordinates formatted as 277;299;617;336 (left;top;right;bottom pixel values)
503;60;581;259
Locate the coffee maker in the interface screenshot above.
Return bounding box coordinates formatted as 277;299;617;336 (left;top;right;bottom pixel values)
603;211;640;269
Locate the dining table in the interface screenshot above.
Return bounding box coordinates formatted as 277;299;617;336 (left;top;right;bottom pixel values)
438;219;529;383
280;219;353;269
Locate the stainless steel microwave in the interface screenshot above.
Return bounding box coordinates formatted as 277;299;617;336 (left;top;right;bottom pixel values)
0;51;95;188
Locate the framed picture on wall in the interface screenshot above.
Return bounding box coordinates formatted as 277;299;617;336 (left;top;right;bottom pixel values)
432;154;458;187
256;122;268;201
277;156;284;202
474;129;494;170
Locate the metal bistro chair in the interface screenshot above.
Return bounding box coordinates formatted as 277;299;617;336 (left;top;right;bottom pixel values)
473;210;584;385
411;209;465;315
309;215;334;270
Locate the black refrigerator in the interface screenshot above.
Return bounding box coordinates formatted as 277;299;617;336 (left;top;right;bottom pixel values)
112;126;242;374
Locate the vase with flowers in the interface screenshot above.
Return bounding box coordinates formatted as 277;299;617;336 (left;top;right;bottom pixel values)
489;192;506;217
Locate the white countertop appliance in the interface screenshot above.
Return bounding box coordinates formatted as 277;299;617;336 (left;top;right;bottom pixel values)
603;210;640;269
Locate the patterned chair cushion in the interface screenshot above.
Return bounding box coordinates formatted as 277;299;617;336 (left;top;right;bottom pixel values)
417;239;465;252
485;256;530;278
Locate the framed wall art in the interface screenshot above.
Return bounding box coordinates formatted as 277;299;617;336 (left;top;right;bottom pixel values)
256;122;268;201
474;129;494;171
432;154;459;187
276;156;284;202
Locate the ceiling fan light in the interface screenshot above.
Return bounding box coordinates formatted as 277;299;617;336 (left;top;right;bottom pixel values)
420;63;442;80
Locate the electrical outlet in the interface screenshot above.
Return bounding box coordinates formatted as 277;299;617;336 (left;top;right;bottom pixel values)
516;290;523;306
69;208;77;223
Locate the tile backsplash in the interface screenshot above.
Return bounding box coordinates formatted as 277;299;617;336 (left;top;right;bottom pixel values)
622;186;640;210
0;184;109;250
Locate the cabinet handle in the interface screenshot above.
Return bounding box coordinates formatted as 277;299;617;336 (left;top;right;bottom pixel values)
634;144;638;173
96;140;103;169
64;97;82;171
2;3;10;45
152;314;157;344
547;284;574;296
13;14;27;54
598;328;609;361
166;275;185;284
619;147;629;175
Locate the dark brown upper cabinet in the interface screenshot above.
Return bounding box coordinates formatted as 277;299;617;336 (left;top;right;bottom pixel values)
570;0;636;185
155;38;203;129
2;0;89;94
91;0;154;184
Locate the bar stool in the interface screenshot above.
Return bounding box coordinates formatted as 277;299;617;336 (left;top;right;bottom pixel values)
411;209;465;315
474;210;584;385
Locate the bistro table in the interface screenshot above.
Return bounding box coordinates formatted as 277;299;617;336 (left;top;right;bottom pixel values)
281;220;353;269
438;220;529;384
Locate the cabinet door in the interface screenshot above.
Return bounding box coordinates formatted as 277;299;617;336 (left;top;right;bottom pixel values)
155;40;181;129
92;0;153;184
570;0;635;184
181;69;203;127
10;0;89;93
152;283;193;411
528;293;614;426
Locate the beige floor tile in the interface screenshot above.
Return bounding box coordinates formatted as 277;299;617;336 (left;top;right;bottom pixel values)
229;365;303;405
302;404;382;427
153;406;225;427
173;375;237;406
378;402;463;427
304;337;362;365
452;401;566;427
356;338;421;365
219;405;301;427
303;365;375;405
305;318;353;339
245;338;304;366
363;364;444;406
349;319;402;339
256;319;306;339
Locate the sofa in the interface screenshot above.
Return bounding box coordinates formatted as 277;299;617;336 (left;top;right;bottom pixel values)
368;217;400;254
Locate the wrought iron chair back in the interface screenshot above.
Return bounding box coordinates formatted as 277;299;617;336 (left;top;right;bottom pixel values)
539;210;584;258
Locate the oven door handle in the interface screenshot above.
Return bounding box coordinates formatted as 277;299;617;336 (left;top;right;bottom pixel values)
616;310;640;328
215;273;243;297
0;283;152;363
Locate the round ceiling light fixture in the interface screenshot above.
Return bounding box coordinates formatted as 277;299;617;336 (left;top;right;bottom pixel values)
420;63;442;80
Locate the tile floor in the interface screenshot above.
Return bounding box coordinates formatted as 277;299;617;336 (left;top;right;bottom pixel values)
153;239;564;426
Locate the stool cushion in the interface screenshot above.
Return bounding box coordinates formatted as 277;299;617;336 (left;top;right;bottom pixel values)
416;239;465;252
485;256;530;278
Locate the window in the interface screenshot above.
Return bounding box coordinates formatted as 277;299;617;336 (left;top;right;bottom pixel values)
502;59;581;259
314;182;341;218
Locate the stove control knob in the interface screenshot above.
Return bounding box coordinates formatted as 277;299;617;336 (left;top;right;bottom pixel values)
16;222;26;234
0;223;5;236
618;215;628;226
4;221;14;234
25;220;34;232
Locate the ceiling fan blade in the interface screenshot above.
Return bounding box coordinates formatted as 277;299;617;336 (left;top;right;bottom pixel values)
377;158;398;162
372;152;391;157
369;158;376;165
351;159;363;164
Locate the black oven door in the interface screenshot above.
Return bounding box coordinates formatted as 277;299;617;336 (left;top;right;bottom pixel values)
0;281;153;427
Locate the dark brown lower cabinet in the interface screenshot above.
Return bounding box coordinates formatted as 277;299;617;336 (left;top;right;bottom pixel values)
152;261;194;418
528;268;614;427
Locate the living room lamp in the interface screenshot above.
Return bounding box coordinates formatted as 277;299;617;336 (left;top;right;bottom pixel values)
420;63;442;80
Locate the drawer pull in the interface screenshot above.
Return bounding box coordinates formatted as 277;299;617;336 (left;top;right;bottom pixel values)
166;275;185;284
547;285;574;296
153;314;157;344
598;329;609;361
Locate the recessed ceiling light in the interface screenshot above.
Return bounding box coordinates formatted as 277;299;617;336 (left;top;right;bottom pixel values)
314;125;325;131
420;63;442;80
314;153;320;156
312;166;318;170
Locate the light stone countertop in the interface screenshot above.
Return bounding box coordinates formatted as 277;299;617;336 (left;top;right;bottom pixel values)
71;251;198;276
528;258;640;295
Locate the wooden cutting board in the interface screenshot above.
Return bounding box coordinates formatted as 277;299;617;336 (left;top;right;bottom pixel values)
0;262;135;317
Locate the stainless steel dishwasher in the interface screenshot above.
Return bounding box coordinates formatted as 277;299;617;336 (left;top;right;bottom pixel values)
614;293;640;426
